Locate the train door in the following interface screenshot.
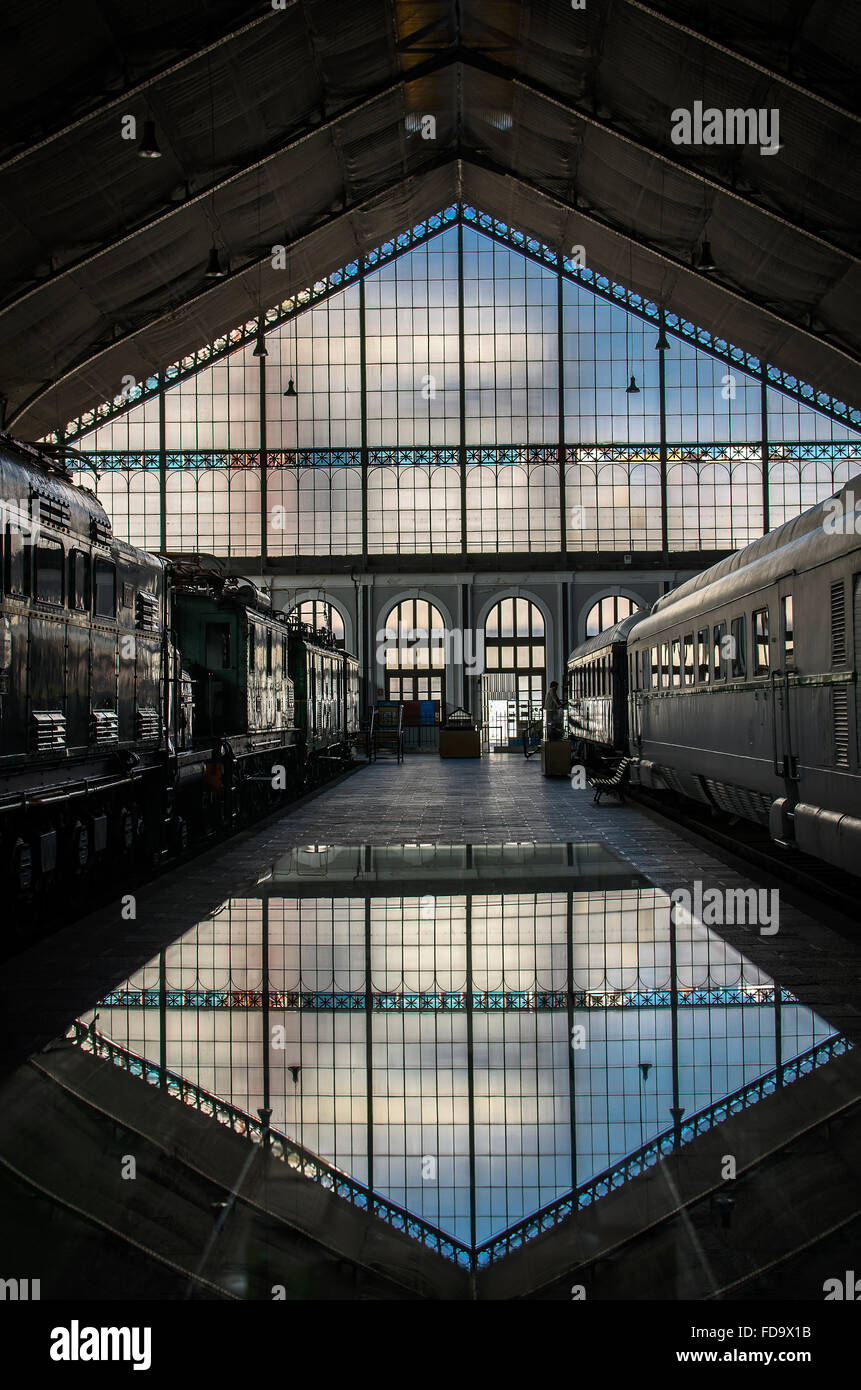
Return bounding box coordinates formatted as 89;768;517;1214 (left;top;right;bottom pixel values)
771;582;797;782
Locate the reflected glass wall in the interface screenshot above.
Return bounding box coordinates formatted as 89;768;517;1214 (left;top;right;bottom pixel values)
84;860;835;1248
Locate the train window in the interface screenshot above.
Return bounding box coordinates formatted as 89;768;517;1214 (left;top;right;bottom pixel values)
730;616;746;678
248;626;256;670
782;596;795;667
93;559;116;617
34;539;64;604
683;635;694;686
4;525;30;596
206;623;231;670
697;629;710;683
671;639;681;687
266;629;273;675
650;647;659;688
752;609;770;675
69;550;89;611
713;623;727;681
660;643;669;688
282;639;287;675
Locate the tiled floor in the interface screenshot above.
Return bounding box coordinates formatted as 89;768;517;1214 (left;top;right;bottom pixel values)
2;754;861;1071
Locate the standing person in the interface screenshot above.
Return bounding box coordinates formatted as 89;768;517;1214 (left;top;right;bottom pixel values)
544;680;564;739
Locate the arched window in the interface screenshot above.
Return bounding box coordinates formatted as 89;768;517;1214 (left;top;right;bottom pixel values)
483;598;546;749
289;600;345;648
380;598;446;704
585;594;641;638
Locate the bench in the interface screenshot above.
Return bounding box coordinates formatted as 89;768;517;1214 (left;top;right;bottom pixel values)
587;756;632;804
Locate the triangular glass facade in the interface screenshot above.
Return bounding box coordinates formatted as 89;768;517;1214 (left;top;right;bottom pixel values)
70;210;861;559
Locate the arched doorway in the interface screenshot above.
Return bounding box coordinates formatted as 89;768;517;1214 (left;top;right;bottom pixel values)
483;597;546;750
379;597;446;706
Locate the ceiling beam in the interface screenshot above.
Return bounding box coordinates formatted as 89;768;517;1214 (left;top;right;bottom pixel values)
622;0;861;126
6;152;459;431
0;51;458;324
8;42;857;330
0;6;293;175
458;52;861;269
460;152;861;375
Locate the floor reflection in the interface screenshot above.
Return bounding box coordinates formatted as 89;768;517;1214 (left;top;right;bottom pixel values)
79;843;834;1247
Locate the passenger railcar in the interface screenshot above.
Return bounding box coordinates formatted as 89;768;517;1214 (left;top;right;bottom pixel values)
625;476;861;876
567;613;645;762
287;620;360;780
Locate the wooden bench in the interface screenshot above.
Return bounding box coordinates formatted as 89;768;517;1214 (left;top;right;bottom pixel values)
587;756;632;804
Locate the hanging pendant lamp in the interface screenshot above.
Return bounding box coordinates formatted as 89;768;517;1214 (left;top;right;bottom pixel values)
697;239;717;272
205;245;226;279
138;120;162;159
283;313;298;396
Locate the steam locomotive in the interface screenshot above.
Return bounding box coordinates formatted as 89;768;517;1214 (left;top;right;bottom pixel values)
0;433;360;907
567;474;861;878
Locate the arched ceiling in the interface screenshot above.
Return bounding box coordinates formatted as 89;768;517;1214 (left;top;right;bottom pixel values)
1;0;860;438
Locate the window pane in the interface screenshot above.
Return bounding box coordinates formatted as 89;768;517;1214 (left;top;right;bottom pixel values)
94;560;116;617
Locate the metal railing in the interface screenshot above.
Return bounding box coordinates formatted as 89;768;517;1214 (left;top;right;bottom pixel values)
70;1021;472;1268
70;1021;850;1272
475;1031;853;1267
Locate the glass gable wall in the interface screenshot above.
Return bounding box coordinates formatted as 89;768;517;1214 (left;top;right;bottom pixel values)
64;207;861;560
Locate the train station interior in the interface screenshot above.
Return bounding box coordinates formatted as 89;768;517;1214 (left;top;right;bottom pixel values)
1;0;860;1315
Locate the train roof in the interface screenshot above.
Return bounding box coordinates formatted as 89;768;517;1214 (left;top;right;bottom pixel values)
633;473;861;640
0;431;112;534
567;610;648;664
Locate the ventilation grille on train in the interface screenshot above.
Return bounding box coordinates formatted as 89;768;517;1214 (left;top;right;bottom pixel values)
135;708;161;741
30;490;70;532
833;687;850;767
90;710;119;745
831;582;846;666
702;778;772;827
31;711;66;753
136;592;160;632
90;516;112;546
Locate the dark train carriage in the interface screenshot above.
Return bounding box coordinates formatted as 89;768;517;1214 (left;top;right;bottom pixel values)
172;577;296;747
287;620;360;775
171;574;302;820
567;613;645;762
0;434;173;891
